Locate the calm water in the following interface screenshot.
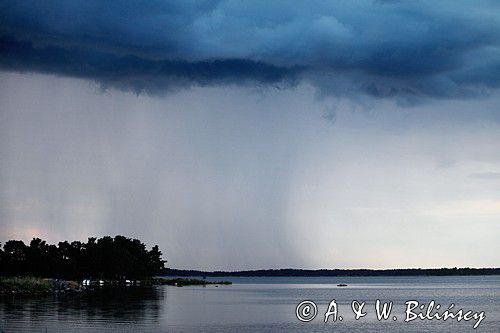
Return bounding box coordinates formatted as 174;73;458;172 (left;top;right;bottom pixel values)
1;276;499;332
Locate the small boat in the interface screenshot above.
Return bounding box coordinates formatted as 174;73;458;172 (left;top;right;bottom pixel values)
337;283;348;287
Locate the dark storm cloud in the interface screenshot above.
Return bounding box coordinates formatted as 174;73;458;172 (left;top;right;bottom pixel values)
0;36;298;94
1;0;500;100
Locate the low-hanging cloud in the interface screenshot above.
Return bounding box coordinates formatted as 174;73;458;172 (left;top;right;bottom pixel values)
1;0;500;101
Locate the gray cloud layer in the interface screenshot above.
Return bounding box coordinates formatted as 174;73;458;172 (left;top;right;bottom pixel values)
1;0;500;100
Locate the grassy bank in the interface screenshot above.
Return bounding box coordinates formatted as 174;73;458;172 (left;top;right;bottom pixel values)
0;277;52;294
0;277;83;295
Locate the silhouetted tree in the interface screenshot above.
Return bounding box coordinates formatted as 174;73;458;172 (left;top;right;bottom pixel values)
2;240;28;275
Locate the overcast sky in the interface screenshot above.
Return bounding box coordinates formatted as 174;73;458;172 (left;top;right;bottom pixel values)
1;1;499;270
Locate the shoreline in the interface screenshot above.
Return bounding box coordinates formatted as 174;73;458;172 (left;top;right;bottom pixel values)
0;277;232;296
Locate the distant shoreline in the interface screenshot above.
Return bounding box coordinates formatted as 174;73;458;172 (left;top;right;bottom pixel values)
163;267;500;277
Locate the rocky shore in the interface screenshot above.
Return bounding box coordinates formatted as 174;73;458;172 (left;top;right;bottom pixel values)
154;277;232;287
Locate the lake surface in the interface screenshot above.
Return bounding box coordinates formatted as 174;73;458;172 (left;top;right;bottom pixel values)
1;275;499;332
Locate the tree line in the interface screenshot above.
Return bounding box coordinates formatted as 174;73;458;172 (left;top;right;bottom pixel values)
0;235;166;279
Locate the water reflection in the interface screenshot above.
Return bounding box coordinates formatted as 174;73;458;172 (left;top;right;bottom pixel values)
0;287;163;332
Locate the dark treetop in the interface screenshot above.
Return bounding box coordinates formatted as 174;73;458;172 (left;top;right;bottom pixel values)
0;236;166;280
